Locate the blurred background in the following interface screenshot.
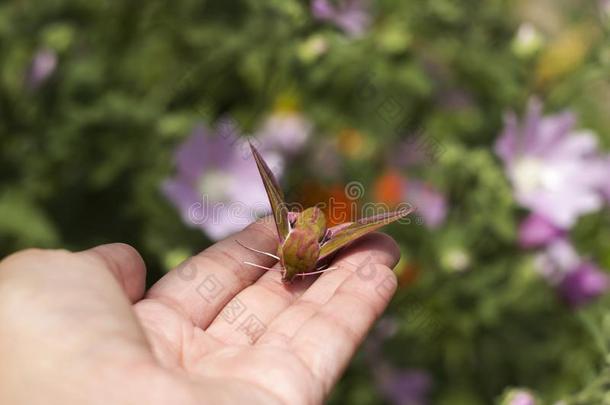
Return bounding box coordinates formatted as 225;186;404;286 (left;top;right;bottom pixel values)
2;0;610;403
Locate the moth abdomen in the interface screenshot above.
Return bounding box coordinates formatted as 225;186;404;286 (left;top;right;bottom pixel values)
280;228;321;282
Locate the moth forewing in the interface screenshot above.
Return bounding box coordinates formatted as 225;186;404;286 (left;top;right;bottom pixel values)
243;143;412;283
317;209;413;262
249;142;290;241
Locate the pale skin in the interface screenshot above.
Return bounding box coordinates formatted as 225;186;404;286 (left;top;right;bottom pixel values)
0;217;400;405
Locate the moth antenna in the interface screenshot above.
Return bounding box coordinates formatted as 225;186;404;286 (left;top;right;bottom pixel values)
299;266;339;277
243;261;283;272
235;240;280;260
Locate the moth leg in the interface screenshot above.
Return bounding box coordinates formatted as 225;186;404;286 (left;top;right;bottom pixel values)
235;240;280;260
243;261;283;272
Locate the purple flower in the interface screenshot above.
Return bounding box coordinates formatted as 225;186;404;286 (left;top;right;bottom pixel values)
26;48;57;89
510;392;536;405
404;180;447;229
375;366;432;405
162;122;283;240
535;238;580;283
518;213;566;248
366;319;431;405
558;262;610;308
311;0;371;37
536;239;609;307
495;98;607;228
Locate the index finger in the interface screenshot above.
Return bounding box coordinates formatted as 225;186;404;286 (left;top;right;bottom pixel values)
145;216;280;328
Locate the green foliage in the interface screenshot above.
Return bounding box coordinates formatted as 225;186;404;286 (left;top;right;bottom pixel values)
1;0;610;403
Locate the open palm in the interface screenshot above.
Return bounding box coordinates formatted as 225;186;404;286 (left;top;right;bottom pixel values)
0;217;400;405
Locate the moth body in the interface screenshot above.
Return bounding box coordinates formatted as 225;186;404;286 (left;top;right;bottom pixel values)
245;141;412;284
279;207;327;282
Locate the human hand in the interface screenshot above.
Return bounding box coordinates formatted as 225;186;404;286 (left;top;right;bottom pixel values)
0;217;400;405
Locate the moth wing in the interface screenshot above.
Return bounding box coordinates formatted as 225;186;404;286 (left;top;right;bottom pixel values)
318;209;412;262
249;141;290;241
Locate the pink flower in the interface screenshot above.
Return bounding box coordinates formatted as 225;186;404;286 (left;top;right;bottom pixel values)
558;262;610;308
375;367;432;405
366;318;432;405
502;389;537;405
162;122;283;240
311;0;371;37
535;239;581;283
404;180;447;229
518;213;566;248
26;48;57;89
536;239;609;308
495;98;607;228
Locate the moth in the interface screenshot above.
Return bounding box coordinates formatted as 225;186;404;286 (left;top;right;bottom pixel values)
239;142;412;283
